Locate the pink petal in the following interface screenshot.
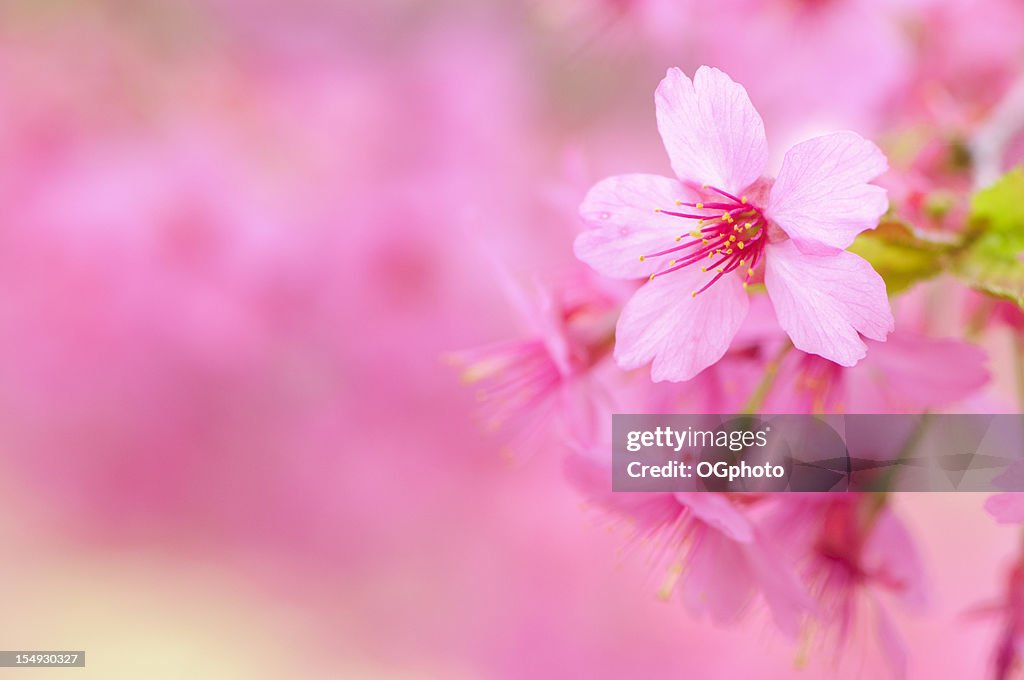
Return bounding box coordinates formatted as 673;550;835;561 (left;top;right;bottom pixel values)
682;529;756;625
564;455;685;531
764;240;893;367
614;271;748;382
845;333;989;412
485;261;574;374
575;173;696;279
872;598;908;679
741;539;814;639
675;492;754;543
864;508;928;611
655;66;768;197
766;132;889;254
986;493;1024;524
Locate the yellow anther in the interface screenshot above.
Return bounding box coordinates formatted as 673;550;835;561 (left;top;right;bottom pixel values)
639;255;646;262
739;259;745;265
649;273;657;281
696;202;704;209
675;200;682;206
675;236;682;242
654;208;661;213
701;266;707;272
726;249;733;254
698;219;705;227
741;195;748;204
668;260;676;266
737;241;745;250
744;222;752;228
702;239;709;245
716;268;724;273
690;229;702;239
730;235;737;242
691;291;698;298
747;268;754;277
702;183;708;189
743;282;748;289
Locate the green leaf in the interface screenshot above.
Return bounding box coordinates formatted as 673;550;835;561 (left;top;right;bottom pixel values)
848;219;950;295
953;168;1024;307
970;167;1024;238
954;246;1024;306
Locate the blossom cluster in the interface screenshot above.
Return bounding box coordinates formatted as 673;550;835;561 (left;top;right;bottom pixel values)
452;2;1024;676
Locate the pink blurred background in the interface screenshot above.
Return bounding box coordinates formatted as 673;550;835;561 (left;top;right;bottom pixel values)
0;1;1022;678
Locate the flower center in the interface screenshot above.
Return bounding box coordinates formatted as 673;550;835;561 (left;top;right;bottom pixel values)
642;184;767;297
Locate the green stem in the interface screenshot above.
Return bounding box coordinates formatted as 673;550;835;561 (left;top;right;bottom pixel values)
741;341;792;414
860;419;931;531
867;412;931;495
861;490;890;531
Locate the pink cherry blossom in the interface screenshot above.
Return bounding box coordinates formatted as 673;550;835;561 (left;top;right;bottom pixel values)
575;66;894;382
567;455;812;637
448;268;622;450
765;495;927;677
764;332;989;414
460;265;757;452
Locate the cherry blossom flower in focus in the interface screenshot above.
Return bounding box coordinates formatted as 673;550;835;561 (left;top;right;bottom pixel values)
575;66;894;382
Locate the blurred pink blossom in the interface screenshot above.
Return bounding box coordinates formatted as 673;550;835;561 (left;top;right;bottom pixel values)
766;495;927;677
695;0;913;136
568;456;812;636
448;268;622;449
764;333;989;414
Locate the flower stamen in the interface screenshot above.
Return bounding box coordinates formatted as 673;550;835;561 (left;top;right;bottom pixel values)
646;190;768;294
